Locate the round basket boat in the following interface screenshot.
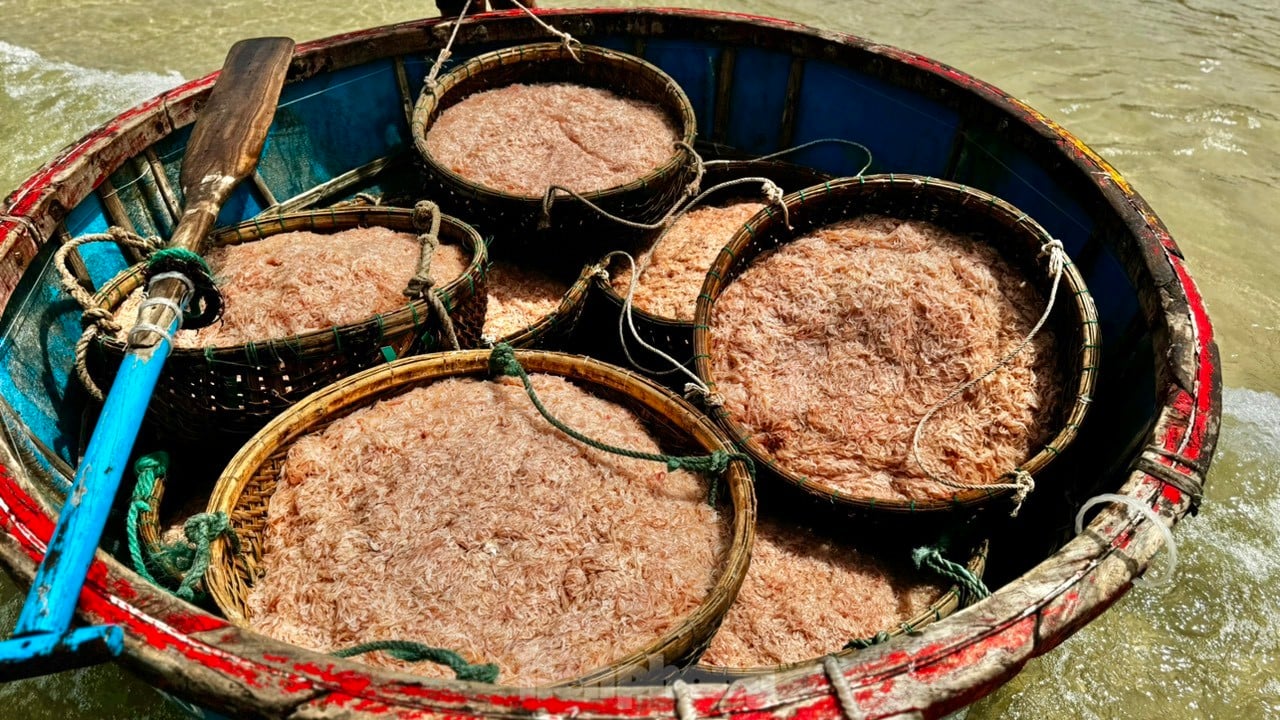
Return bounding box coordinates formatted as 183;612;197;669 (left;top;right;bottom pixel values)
587;159;832;389
204;348;757;687
411;42;699;265
692;175;1101;515
88;206;488;441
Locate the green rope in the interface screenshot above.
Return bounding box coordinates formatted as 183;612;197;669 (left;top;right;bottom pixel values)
147;247;213;276
126;452;169;587
488;343;753;504
145;247;223;328
333;641;499;683
126;453;235;602
912;545;990;606
843;631;891;651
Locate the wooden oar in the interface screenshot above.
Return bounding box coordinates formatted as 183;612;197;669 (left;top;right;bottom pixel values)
0;37;294;681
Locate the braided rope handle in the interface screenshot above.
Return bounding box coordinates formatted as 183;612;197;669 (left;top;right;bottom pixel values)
489;343;752;505
504;0;582;61
404;200;461;351
55;228;165;401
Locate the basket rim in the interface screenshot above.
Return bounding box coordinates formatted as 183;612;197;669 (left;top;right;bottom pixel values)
411;42;699;203
694;538;990;676
691;174;1102;514
205;348;758;688
92;206;487;357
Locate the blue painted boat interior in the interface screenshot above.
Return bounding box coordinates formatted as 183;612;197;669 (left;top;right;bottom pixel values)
0;32;1154;490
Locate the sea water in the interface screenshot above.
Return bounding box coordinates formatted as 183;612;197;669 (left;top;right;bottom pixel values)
1;0;1277;717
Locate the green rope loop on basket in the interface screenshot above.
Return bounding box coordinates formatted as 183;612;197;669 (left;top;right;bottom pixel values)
488;343;752;505
125;453;237;602
912;545;989;607
145;247;222;329
843;631;891;651
333;641;499;683
126;452;170;587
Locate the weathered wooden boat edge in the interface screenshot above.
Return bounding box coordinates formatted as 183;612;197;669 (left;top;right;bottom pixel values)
0;8;1220;719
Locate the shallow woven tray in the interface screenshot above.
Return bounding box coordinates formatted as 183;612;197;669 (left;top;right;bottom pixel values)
205;349;757;687
693;175;1100;515
412;42;699;268
90;206;488;440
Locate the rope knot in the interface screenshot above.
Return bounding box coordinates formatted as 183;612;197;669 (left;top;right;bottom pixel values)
411;200;441;232
182;511;231;547
539;187;563;229
80;306;121;333
1039;237;1067;276
488;342;523;378
676;141;706;201
560;34;584;62
667;450;730;475
760;179;791;229
175;511;236;601
1007;469;1035;517
683;383;724;408
762;180;784;206
133;452;169;479
843;630;892;650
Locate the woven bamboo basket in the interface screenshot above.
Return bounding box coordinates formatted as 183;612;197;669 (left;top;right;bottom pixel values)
412;43;699;268
586;159;832;390
205;349;756;687
691;534;988;680
693;175;1101;515
90;206;488;440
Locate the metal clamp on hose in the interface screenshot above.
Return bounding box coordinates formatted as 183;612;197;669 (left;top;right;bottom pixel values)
126;273;195;349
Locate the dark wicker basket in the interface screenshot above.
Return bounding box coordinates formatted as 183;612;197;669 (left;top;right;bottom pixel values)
90;206;488;440
693;175;1100;515
586;159;832;390
412;43;699;269
206;349;757;687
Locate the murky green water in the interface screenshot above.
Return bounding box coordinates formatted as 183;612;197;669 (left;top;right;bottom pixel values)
1;0;1276;717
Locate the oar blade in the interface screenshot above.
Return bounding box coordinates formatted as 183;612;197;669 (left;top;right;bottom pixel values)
178;36;294;218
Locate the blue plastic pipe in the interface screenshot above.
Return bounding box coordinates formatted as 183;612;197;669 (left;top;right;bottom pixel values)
0;314;178;679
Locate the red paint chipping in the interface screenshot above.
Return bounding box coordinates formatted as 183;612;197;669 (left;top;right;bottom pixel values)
911;616;1036;681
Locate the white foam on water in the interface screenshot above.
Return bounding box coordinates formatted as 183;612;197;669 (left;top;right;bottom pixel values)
0;41;183;103
968;386;1280;719
0;41;183;192
1222;386;1280;454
